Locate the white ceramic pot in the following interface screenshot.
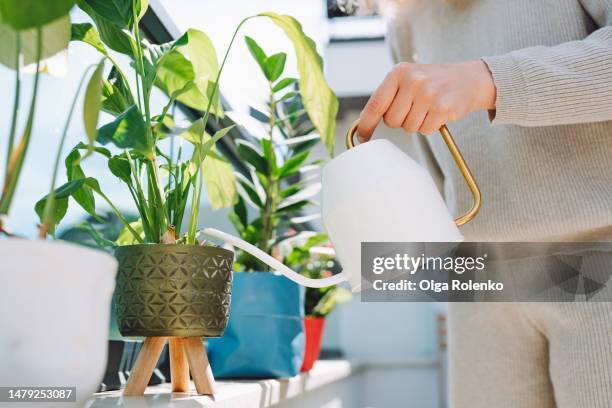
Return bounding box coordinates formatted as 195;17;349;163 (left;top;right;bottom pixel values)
0;239;117;407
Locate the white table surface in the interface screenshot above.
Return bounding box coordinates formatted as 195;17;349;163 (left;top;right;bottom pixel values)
86;360;355;408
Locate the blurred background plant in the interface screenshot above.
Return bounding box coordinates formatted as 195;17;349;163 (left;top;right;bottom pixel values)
283;233;351;317
0;0;77;236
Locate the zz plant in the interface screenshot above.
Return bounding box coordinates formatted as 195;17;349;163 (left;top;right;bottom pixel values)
35;1;339;247
229;36;335;271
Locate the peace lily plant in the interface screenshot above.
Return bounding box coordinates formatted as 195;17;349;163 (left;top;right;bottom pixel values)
0;0;118;405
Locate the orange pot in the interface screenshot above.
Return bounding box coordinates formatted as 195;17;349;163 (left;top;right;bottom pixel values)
300;317;325;372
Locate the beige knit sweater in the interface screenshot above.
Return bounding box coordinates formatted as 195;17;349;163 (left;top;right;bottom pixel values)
385;0;612;242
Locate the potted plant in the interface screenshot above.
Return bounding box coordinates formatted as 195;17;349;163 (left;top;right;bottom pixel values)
0;1;118;405
283;236;352;372
207;35;338;378
37;0;239;340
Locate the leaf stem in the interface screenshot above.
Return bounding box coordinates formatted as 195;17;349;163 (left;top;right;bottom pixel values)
0;28;43;216
187;16;254;242
5;32;21;177
132;2;167;241
94;188;144;243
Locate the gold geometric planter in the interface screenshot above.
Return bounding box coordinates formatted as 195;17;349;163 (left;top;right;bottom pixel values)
114;244;233;338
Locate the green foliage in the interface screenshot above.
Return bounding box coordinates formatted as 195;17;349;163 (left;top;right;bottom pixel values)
229;37;330;272
71;22;108;55
81;0;133;27
284;235;351;317
76;0;135;55
35;0;238;244
96;105;151;156
152;28;223;115
101;66;134;115
82;59;105;158
0;0;75;30
59;212;138;250
259;12;338;156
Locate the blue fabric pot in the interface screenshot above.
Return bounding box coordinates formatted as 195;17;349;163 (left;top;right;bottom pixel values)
207;272;305;378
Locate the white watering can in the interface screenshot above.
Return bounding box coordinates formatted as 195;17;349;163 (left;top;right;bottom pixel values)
201;121;481;292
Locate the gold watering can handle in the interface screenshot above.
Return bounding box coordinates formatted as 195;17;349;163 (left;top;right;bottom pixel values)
345;120;481;227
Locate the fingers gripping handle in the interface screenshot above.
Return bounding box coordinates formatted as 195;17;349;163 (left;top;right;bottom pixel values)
199;228;348;288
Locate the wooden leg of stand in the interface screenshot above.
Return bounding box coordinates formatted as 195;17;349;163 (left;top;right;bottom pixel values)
183;337;216;396
169;337;190;392
124;337;167;396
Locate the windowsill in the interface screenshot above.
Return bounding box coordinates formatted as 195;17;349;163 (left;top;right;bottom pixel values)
87;360;357;407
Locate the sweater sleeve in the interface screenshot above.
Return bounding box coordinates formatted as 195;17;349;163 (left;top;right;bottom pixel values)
481;1;612;127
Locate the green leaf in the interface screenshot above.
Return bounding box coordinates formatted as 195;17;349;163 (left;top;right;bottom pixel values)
279;184;300;199
228;211;244;234
202;151;237;209
71;22;106;55
277;199;310;214
261;137;276;173
0;15;71;70
72;141;111;157
68;221;116;248
101;66;134;116
96;105;151;156
191;125;235;165
0;0;74;30
77;0;134;55
82;59;104;158
234;195;248;228
289;136;319;155
244;35;267;72
278;91;298;102
236;140;268;175
116;220;144;245
65;149;96;216
264;52;286;82
259;12;338;155
276;150;309;179
312;287;352;317
35;197;68;235
235;173;264;208
135;0;148;22
177;117;206;144
81;0;132;27
154;29;222;115
272;77;297;93
108;155;131;183
35;178;87;231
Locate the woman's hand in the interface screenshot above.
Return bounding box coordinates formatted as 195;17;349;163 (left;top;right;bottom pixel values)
357;60;496;141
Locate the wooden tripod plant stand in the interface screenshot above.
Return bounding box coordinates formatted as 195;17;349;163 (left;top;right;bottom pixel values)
123;337;216;396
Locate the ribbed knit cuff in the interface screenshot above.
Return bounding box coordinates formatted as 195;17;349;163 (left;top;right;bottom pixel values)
481;55;529;125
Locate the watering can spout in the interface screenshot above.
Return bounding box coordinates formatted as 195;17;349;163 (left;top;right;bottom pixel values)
200;122;481;293
199;228;348;289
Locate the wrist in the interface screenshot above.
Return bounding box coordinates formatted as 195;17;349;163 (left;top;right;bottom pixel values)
470;60;497;111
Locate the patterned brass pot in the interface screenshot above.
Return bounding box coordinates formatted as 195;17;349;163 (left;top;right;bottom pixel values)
114;244;233;337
